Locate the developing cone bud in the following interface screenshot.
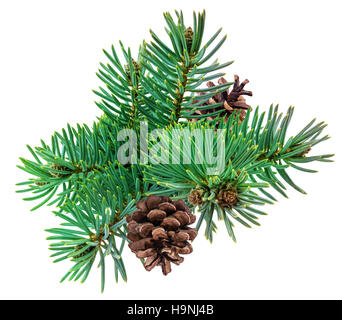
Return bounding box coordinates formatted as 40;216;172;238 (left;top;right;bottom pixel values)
188;188;204;207
184;27;194;52
49;163;71;178
124;59;140;79
217;187;239;208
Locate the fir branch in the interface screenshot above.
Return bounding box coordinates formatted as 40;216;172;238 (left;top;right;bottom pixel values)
16;120;126;210
144;105;332;241
46;189;136;291
16;10;334;289
45;160;158;291
94;42;145;127
245;105;333;198
139;10;233;126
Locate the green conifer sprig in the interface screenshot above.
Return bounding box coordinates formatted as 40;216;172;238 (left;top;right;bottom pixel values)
45;159;154;291
16;120;129;210
139;10;233;126
144;105;332;241
47;194;135;292
94;42;145;127
16;10;333;291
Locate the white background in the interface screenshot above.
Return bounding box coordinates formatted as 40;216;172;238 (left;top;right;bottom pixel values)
1;0;341;300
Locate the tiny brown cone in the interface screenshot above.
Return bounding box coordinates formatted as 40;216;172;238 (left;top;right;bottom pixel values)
217;188;239;208
126;196;198;275
191;75;252;124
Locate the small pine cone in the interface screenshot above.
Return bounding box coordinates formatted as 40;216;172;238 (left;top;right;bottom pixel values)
35;181;48;186
217;188;238;208
49;163;71;178
184;27;194;52
124;59;140;79
188;188;204;207
191;75;252;124
126;195;198;276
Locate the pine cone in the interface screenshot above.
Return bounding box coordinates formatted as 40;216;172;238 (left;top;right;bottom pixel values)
126;195;198;275
188;188;204;207
124;59;140;79
184;27;193;52
216;188;238;208
192;75;252;124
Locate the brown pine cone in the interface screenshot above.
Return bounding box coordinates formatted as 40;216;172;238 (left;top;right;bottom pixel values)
126;195;198;275
188;188;204;207
192;75;252;124
216;188;238;208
